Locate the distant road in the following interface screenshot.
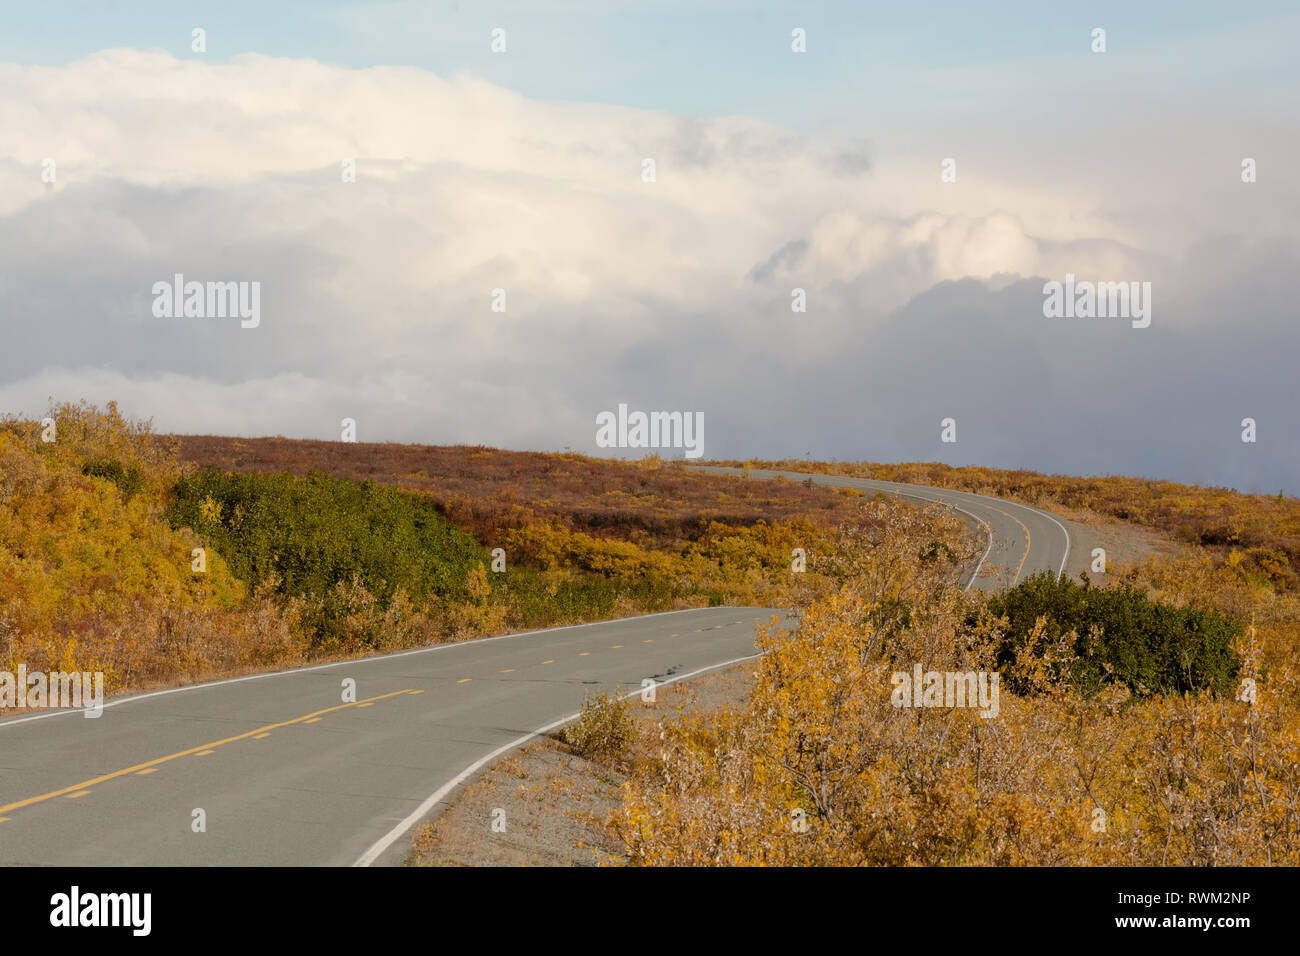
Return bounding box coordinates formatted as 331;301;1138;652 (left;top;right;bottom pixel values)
0;469;1066;866
691;465;1070;591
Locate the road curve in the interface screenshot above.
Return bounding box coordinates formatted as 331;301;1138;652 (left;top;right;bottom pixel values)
691;465;1070;592
0;470;1068;866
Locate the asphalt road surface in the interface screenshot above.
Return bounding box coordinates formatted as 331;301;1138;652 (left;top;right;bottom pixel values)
0;468;1069;866
691;465;1071;592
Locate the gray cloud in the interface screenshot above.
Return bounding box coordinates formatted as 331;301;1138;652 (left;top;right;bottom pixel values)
747;239;809;283
2;51;1297;494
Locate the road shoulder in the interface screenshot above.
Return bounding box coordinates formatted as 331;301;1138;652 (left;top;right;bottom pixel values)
403;661;756;866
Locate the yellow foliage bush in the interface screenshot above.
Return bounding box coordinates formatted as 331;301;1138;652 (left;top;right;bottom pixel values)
0;406;278;689
616;509;1300;866
501;522;676;581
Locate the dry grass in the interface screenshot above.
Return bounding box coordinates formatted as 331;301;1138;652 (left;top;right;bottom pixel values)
168;436;868;548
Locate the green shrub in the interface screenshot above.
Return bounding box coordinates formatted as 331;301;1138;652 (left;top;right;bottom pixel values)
986;572;1242;698
496;571;677;627
167;469;488;643
81;458;145;500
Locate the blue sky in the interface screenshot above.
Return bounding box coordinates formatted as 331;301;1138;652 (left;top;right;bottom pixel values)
5;0;1296;129
2;1;1297;490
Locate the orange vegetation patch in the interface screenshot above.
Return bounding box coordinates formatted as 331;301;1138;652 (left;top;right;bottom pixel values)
167;437;867;546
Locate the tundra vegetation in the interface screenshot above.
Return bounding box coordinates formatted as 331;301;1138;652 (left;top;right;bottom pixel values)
613;500;1300;866
0;402;838;690
718;457;1300;591
3;403;1296;864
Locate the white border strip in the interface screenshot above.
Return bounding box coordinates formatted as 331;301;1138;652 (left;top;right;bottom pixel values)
2;464;1066;870
888;490;993;592
701;466;1068;585
990;495;1072;579
0;606;750;730
351;651;763;867
701;467;994;591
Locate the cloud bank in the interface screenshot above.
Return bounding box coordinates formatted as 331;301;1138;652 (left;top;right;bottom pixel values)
1;49;1296;491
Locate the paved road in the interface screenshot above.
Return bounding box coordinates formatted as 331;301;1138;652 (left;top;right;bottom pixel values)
692;465;1070;592
0;469;1069;866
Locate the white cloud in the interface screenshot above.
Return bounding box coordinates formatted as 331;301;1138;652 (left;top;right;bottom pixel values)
1;50;1296;490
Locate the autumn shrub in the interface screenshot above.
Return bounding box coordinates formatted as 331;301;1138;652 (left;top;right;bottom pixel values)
986;572;1242;698
617;553;1300;865
501;522;676;584
491;518;831;624
562;690;637;763
1227;547;1299;592
2;399;181;504
0;405;307;693
65;590;313;689
0;431;247;672
495;569;677;626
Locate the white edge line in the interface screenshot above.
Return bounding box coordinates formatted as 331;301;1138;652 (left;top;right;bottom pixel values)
700;467;993;591
1044;511;1071;578
351;651;764;867
0;606;762;730
886;490;991;592
955;505;994;591
0;464;1068;863
4;468;1063;732
938;484;1071;580
701;466;1071;587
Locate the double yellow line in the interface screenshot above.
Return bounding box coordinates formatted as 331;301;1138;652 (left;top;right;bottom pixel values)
980;503;1032;585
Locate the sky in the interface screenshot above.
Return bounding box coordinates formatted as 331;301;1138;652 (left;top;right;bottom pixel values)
1;1;1297;492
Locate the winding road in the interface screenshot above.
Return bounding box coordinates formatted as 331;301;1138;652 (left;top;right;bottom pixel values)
692;466;1071;592
0;468;1070;866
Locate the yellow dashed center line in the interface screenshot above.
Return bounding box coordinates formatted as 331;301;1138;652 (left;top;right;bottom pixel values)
194;749;215;756
611;645;623;649
66;791;91;799
643;639;654;644
981;503;1033;585
500;669;514;674
253;733;270;739
579;652;590;657
458;678;472;684
0;689;418;817
135;768;158;775
303;718;322;724
541;660;553;665
356;702;374;708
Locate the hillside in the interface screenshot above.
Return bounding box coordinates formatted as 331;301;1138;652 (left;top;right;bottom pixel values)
716;457;1300;592
4;402;1299;867
0;404;880;696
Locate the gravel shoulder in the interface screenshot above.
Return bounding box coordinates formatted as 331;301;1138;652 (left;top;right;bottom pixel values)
403;508;1181;867
1056;508;1188;583
405;661;757;867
